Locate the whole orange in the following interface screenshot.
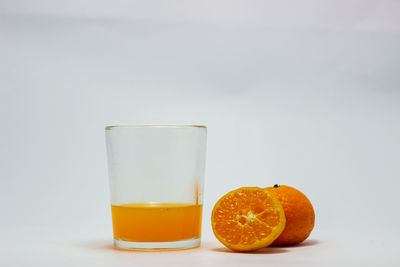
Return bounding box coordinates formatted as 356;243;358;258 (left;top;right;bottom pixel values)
265;184;315;246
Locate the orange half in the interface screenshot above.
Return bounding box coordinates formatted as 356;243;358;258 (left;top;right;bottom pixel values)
211;187;286;251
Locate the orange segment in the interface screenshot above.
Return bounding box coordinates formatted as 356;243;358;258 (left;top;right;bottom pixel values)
211;187;286;251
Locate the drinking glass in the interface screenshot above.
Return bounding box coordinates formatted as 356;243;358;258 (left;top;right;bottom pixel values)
105;125;207;251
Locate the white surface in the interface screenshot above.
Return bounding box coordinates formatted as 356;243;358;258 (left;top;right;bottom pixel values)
1;0;400;266
1;230;398;266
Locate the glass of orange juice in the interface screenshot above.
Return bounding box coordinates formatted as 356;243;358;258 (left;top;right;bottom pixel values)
105;125;207;251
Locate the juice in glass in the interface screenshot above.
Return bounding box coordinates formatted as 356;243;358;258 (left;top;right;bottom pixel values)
105;125;207;250
111;203;202;242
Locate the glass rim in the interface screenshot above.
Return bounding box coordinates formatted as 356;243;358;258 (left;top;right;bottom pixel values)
105;125;206;130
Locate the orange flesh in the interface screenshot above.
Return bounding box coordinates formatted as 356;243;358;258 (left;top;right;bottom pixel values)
111;203;202;242
212;188;285;250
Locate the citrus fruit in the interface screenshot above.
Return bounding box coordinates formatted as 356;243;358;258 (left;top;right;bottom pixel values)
211;187;286;251
265;184;315;246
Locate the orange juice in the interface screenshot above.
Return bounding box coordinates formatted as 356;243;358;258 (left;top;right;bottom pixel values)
111;203;202;242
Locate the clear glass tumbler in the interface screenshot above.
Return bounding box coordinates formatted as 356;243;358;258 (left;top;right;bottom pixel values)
105;125;207;251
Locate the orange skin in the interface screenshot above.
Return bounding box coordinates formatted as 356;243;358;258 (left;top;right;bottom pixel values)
265;185;315;246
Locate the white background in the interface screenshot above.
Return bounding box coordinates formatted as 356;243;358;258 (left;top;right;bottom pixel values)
1;0;400;266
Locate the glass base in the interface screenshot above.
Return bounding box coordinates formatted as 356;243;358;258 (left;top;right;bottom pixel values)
113;238;201;251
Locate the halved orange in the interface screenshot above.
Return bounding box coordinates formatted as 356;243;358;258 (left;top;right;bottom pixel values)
211;187;286;251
